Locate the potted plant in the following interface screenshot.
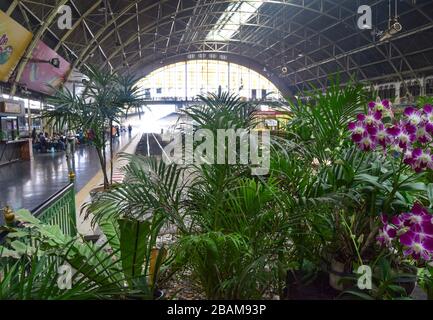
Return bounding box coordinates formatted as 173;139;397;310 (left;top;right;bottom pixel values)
42;66;143;192
0;209;169;300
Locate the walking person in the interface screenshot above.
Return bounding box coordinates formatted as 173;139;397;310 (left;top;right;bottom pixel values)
31;128;37;143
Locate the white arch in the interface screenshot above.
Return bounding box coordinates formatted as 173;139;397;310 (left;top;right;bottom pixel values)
135;60;283;101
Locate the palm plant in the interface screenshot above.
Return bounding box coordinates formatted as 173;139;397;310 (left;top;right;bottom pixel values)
286;76;370;163
42;65;143;189
84;93;298;299
0;209;168;300
171;93;297;298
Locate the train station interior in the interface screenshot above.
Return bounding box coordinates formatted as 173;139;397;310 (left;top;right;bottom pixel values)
1;0;433;302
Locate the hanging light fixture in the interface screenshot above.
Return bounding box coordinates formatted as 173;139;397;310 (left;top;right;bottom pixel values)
380;0;403;41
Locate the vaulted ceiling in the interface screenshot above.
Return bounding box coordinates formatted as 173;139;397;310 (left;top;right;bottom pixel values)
2;0;433;96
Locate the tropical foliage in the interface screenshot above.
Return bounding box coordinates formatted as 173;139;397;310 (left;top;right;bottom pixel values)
4;76;433;300
42;65;143;189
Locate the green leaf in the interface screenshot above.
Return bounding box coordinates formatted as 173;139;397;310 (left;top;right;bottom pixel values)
342;290;374;300
427;183;433;207
98;216;121;254
14;209;41;225
0;246;21;259
10;241;37;256
118;218;151;283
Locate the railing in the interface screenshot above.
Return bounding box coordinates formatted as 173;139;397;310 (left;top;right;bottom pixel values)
31;183;77;237
1;183;77;242
0;184;77;276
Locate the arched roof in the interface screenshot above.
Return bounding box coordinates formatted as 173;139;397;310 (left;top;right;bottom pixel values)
2;0;433;96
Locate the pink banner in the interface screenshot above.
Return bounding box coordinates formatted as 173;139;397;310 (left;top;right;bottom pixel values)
20;41;71;95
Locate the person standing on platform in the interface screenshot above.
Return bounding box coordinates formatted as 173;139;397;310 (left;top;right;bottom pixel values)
66;130;76;178
128;124;132;137
31;128;37;143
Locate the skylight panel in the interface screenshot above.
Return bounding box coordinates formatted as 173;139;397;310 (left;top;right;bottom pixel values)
206;1;264;41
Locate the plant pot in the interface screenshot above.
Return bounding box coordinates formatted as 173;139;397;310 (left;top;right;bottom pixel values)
89;185;105;200
426;287;433;300
284;269;342;300
154;289;165;300
329;259;352;291
394;264;418;297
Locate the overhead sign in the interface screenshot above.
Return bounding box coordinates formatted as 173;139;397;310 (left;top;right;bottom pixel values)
265;119;278;127
0;100;24;115
20;41;71;95
64;68;86;96
0;10;33;82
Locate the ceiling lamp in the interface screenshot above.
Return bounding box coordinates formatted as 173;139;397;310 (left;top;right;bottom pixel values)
49;58;60;68
380;0;402;41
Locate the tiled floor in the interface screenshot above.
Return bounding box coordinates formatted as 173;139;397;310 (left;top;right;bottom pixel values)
0;133;132;213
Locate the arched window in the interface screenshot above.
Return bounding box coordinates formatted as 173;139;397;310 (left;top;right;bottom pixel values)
135;60;282;101
407;81;421;97
426;78;433;96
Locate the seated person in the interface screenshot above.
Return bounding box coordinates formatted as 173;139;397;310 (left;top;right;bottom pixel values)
39;133;47;153
56;136;65;151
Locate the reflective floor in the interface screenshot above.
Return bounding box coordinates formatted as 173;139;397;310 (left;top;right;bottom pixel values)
0;133;132;213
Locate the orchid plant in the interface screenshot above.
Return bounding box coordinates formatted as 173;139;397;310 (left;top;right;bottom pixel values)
348;101;433;213
349;101;433;174
378;203;433;264
348;100;433;297
345;100;433;261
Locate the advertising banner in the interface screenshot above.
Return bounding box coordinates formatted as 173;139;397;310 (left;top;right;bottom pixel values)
20;40;71;95
0;10;33;82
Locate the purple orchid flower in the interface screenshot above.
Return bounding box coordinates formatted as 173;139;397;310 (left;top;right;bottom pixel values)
348;121;366;143
410;148;433;172
401;203;432;228
369;100;393;118
369;100;391;111
403;148;415;166
360;110;382;127
358;132;377;151
387;124;416;150
373;124;390;148
423;105;433;133
399;230;433;261
415;124;432;144
404;107;423;130
377;214;398;246
377;225;397;247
